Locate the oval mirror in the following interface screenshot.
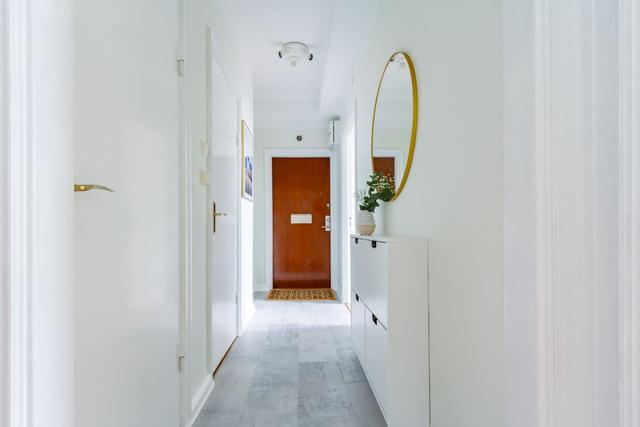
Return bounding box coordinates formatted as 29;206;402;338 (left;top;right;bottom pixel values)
371;51;418;200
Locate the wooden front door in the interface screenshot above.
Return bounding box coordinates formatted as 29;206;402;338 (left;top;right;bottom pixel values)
272;157;331;289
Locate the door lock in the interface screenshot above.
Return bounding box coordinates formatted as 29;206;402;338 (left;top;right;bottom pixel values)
321;215;331;232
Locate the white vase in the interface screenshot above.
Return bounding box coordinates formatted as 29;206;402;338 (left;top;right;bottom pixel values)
374;201;385;235
355;210;375;236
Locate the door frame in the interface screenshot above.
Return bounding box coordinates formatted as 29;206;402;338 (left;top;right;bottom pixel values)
178;21;243;426
177;0;190;425
205;25;240;373
265;149;338;293
3;1;34;423
340;106;356;305
3;0;75;425
619;0;640;424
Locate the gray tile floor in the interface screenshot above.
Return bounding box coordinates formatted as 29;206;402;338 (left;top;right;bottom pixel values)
193;292;387;427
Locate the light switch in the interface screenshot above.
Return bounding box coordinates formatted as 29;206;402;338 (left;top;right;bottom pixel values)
199;170;210;185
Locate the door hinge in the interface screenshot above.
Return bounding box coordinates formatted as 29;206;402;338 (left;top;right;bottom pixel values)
177;58;185;76
178;354;185;372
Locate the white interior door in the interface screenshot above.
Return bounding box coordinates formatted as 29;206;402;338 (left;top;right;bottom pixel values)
207;39;239;372
74;1;180;426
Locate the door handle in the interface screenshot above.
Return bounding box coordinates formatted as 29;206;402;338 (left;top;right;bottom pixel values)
321;215;331;231
74;184;114;192
212;202;227;234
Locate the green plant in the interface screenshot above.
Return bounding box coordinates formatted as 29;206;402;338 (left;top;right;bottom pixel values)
356;172;396;212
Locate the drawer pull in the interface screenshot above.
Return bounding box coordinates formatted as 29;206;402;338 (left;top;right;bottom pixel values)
372;314;378;325
355;294;360;302
355;238;359;244
371;241;377;248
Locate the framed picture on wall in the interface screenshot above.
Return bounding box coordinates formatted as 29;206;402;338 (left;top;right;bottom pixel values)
241;120;254;201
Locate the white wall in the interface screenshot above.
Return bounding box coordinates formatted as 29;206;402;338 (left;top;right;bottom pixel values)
344;1;504;426
74;1;181;426
253;130;333;291
185;0;254;421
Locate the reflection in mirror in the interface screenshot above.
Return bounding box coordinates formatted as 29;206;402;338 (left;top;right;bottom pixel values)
371;52;417;200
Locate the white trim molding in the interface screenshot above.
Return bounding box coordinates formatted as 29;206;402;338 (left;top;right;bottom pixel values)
187;375;214;427
5;0;34;425
178;0;191;426
619;0;640;424
264;149;338;293
1;0;8;425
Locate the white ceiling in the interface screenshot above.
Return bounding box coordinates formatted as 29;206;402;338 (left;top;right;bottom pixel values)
234;0;377;129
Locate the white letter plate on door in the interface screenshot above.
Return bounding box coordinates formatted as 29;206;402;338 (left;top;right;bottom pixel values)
291;214;312;224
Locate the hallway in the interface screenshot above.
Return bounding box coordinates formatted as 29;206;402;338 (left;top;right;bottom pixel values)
5;0;640;426
193;294;386;427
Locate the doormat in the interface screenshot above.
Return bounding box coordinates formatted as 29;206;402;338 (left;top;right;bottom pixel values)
267;288;337;301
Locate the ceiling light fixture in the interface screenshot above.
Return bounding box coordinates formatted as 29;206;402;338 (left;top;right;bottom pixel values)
278;42;313;67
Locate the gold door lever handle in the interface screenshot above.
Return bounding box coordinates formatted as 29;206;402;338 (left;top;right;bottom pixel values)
74;184;115;192
212;202;227;234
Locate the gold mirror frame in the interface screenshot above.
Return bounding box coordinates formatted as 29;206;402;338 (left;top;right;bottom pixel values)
370;51;418;201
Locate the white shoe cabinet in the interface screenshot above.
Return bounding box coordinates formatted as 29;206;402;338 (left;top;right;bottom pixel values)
350;235;430;426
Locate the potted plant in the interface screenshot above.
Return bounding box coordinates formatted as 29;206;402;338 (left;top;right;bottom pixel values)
355;172;395;235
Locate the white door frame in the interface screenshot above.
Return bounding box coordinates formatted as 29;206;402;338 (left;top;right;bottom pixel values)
179;22;243;426
264;149;338;293
177;0;190;426
4;1;75;425
205;25;240;373
0;1;6;419
619;0;640;424
504;0;640;425
340;101;357;304
3;1;34;424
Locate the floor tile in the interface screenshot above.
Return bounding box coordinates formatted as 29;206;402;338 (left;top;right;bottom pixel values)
346;383;387;427
338;355;367;384
299;330;339;363
297;415;361;427
298;383;354;419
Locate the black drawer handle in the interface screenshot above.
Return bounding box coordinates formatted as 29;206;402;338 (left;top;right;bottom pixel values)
371;241;377;248
355;238;359;244
355;294;360;302
372;314;378;325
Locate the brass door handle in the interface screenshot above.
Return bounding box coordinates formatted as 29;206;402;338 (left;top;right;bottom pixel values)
74;184;114;192
212;202;227;234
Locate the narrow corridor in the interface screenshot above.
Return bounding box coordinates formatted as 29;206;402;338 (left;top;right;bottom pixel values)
193;293;387;427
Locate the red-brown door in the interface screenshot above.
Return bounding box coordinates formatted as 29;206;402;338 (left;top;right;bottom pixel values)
272;157;331;289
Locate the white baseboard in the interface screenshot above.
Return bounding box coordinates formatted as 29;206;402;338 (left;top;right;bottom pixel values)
239;300;255;335
188;375;214;427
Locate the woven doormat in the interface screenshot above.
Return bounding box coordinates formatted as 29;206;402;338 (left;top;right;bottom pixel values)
267;288;337;301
